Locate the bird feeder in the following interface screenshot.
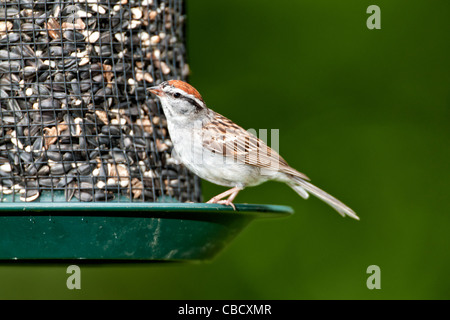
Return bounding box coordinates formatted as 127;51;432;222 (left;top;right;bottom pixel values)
0;0;292;262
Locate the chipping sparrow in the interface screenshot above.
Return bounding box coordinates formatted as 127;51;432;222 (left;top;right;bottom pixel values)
149;80;359;220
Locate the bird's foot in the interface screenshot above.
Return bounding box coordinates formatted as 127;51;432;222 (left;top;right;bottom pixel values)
206;197;236;210
216;199;236;211
206;187;241;211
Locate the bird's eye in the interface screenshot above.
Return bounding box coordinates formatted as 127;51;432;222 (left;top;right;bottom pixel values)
173;92;181;98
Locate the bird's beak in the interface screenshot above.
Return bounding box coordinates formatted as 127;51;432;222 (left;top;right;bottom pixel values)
148;85;163;96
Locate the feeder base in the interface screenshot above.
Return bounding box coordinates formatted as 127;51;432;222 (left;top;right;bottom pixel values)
0;203;292;262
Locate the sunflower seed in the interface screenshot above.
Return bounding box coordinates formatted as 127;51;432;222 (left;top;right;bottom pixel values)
74;190;93;202
20;189;40;202
50;163;73;175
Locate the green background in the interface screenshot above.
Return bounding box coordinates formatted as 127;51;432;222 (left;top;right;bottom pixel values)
1;0;450;299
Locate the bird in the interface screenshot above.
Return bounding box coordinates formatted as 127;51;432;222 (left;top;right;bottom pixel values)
148;80;359;220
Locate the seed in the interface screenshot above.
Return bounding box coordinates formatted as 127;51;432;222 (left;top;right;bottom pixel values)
50;163;73;175
90;4;107;14
63;30;85;41
0;8;19;18
74;190;93;202
65;182;76;201
40;98;61;109
37;165;50;176
45;18;61;40
93;191;105;201
0;34;20;45
96;180;106;189
38;177;57;187
160;61;171;74
20;189;40;202
144;73;154;83
0;21;13;35
87;31;99;43
0;163;11;172
101;125;121;136
57;176;75;188
74;10;92;18
106;178;116;187
131;7;143;20
150;35;160;45
77;164;93;175
156;139;169;152
114;33;126;42
49;46;67;56
79;57;90;66
110;148;127;163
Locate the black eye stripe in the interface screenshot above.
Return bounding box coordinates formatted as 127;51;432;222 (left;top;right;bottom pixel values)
180;96;203;112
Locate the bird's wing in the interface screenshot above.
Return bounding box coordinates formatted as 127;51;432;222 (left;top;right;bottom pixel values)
202;113;310;181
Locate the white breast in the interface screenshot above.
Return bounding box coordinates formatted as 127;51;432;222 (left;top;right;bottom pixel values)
166;117;268;188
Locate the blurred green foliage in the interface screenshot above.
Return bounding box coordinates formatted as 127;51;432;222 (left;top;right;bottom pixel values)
0;0;449;299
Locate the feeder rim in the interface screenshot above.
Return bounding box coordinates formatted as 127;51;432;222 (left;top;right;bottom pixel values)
0;203;293;218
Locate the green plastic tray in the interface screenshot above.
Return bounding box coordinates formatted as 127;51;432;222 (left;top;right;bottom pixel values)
0;202;292;262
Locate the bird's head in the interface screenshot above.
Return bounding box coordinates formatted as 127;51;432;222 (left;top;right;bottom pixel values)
148;80;206;117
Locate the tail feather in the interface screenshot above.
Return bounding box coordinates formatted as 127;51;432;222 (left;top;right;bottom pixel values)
289;183;309;200
290;178;359;220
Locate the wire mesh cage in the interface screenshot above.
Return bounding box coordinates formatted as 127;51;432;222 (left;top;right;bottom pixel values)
0;0;202;204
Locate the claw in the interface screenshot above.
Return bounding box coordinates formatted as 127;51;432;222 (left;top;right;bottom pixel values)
216;199;236;211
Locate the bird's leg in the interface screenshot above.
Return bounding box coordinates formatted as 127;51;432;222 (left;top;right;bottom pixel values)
207;187;240;203
207;187;242;210
216;189;241;210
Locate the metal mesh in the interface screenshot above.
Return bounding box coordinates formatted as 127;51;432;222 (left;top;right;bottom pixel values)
0;0;202;203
